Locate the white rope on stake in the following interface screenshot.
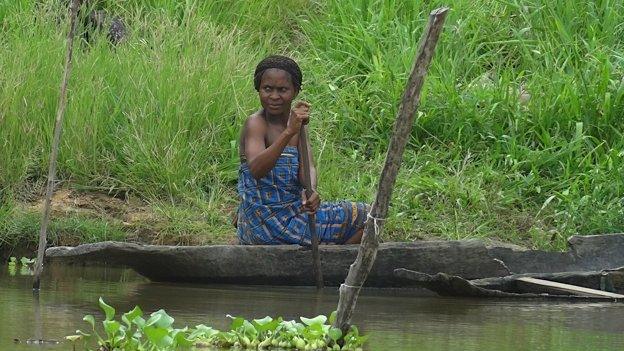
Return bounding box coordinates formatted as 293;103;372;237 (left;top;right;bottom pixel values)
366;211;386;238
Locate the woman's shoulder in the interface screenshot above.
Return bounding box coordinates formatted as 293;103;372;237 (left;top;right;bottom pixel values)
246;110;265;124
243;110;267;131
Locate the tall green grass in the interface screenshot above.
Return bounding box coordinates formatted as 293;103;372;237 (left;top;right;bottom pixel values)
1;0;623;250
0;0;298;200
300;0;624;248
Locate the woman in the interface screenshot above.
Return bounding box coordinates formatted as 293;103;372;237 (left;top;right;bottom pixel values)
236;55;369;245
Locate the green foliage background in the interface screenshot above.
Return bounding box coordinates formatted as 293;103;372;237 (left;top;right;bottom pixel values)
1;0;623;249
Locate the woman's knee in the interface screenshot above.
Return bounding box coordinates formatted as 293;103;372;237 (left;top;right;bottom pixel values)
344;228;363;244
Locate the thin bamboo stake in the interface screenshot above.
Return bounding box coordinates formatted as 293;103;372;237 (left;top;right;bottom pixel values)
333;7;449;334
33;0;81;291
299;125;324;289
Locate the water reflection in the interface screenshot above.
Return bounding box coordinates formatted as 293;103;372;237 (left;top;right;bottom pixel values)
1;265;624;350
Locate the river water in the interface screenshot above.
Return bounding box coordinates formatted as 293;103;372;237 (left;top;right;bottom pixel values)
1;264;624;350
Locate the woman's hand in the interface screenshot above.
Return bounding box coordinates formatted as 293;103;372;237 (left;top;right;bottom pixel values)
301;190;320;214
286;101;310;135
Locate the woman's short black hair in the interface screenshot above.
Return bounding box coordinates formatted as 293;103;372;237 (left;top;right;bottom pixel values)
254;55;302;92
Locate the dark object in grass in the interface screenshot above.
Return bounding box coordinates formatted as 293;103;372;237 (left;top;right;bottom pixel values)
82;9;126;46
55;0;127;46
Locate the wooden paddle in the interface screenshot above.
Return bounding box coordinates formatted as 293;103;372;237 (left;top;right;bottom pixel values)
298;124;323;289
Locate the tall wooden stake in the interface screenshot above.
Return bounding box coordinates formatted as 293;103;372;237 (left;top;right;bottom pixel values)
33;0;81;291
299;125;324;289
333;7;449;334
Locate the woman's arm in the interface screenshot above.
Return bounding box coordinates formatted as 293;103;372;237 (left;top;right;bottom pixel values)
245;103;310;179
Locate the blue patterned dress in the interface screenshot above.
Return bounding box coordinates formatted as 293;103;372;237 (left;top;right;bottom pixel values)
236;146;369;245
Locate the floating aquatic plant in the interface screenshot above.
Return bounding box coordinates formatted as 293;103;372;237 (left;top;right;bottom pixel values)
7;257;17;276
67;298;366;350
6;256;35;276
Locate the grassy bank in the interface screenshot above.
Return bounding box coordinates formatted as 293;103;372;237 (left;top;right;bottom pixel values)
1;0;623;251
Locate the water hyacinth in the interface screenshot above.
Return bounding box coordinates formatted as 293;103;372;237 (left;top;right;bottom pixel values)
6;256;35;276
67;298;366;350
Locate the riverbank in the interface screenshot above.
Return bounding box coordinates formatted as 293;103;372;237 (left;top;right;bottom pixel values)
0;188;238;252
2;1;624;251
0;185;594;254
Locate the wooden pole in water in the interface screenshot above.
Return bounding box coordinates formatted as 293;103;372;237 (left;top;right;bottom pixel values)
33;0;81;291
333;7;449;334
299;124;324;289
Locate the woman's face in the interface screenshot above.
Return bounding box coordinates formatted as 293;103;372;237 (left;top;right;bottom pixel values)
258;68;298;116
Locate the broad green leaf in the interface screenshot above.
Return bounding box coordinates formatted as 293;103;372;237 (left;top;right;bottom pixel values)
133;316;146;329
190;325;218;339
172;329;194;347
293;336;306;349
65;335;82;342
149;309;174;329
281;320;302;333
215;331;237;343
328;327;342;341
122;306;143;328
302;323;324;339
112;328;127;346
344;331;369;348
228;316;245;330
258;338;272;348
242;320;258;337
98;297;115;321
329;311;337;325
83;315;96;330
103;320;121;337
254;318;280;333
143;326;173;349
253;316;272;325
145;314;162;327
301;315;327;326
20;257;34;265
124;337;140;349
132;330;143;339
75;329;91;337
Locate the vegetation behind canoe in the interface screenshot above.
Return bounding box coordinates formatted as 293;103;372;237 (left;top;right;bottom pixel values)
2;0;624;250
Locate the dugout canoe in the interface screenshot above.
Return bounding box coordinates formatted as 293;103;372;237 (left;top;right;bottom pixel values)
45;233;624;287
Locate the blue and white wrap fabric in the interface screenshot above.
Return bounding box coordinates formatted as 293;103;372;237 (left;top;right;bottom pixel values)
236;146;369;245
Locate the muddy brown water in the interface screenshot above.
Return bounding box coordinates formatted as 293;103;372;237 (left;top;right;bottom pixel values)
1;264;624;351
